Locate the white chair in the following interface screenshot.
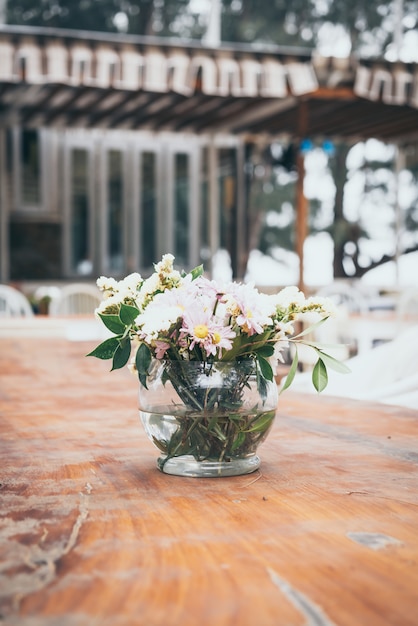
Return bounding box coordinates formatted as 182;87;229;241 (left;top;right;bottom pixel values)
0;285;34;317
292;282;368;369
290;324;418;410
397;287;418;321
314;282;373;354
315;282;369;315
291;306;351;369
48;283;102;316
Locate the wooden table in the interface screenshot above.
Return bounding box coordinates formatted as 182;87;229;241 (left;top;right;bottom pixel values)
1;335;418;626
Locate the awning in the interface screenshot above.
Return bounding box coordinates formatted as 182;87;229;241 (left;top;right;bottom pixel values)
1;25;418;142
1;25;418;290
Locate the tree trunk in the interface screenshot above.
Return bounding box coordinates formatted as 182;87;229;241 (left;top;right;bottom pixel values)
331;143;350;278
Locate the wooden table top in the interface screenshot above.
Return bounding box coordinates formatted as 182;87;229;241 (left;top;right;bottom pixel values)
1;335;418;626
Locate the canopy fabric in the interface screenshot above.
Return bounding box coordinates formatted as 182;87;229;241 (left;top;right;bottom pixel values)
1;25;418;143
1;25;417;290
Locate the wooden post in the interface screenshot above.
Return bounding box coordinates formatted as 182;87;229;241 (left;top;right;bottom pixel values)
235;140;245;279
0;129;10;282
296;101;308;293
296;151;308;293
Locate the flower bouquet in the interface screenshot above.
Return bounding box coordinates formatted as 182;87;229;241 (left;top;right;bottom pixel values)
88;254;349;476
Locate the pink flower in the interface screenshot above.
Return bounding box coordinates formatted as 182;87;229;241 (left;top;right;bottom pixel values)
154;340;171;359
205;325;235;357
181;303;235;357
227;283;274;336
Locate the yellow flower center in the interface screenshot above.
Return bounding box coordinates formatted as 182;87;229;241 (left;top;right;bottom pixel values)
194;324;209;339
213;331;221;344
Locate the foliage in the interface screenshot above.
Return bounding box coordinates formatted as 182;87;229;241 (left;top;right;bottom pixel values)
7;0;418;58
87;253;349;467
5;0;189;37
87;253;350;393
252;138;418;281
139;358;278;469
7;0;119;33
328;140;418;279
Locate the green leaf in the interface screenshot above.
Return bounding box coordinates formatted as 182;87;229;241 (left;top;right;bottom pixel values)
257;344;275;358
279;350;299;394
245;410;275;433
314;349;351;374
86;337;120;360
256;369;269;401
111;338;131;371
207;415;220;431
135;342;152;388
292;316;330;339
228;413;243;422
98;313;125;335
231;431;246;451
138;373;147;389
312;358;328;392
119;303;140;326
257;355;274;381
190;264;204;280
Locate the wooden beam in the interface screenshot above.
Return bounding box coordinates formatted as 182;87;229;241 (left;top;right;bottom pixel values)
310;86;357;100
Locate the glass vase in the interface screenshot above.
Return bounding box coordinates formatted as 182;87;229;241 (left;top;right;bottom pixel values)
138;358;279;477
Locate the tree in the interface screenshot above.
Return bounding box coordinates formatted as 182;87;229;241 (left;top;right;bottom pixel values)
220;0;418;59
329;140;418;279
5;0;189;37
250;136;418;282
8;0;418;56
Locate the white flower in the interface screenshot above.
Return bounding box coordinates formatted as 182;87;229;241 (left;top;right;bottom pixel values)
306;295;337;317
89;254;349;398
270;285;306;308
156;253;175;271
272;340;288;364
136;304;183;342
119;272;142;291
274;320;295;337
96;276;118;293
95;293;122;315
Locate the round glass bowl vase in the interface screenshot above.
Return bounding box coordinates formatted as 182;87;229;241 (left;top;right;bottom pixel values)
138;358;278;477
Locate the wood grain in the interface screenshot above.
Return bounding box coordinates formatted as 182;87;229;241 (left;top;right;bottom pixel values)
1;336;417;626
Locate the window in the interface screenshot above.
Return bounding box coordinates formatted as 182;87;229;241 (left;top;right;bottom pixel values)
21;129;41;206
141;152;157;268
219;148;237;251
199;146;210;263
70;148;91;275
174;152;189;266
107;149;124;273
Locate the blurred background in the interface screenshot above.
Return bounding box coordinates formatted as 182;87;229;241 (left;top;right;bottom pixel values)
0;0;418;309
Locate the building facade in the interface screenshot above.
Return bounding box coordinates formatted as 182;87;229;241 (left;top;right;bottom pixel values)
3;125;242;281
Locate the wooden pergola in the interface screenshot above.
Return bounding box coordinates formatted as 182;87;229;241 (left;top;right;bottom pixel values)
1;24;418;287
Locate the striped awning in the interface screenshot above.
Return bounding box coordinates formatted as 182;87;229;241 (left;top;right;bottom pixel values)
1;25;418;142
